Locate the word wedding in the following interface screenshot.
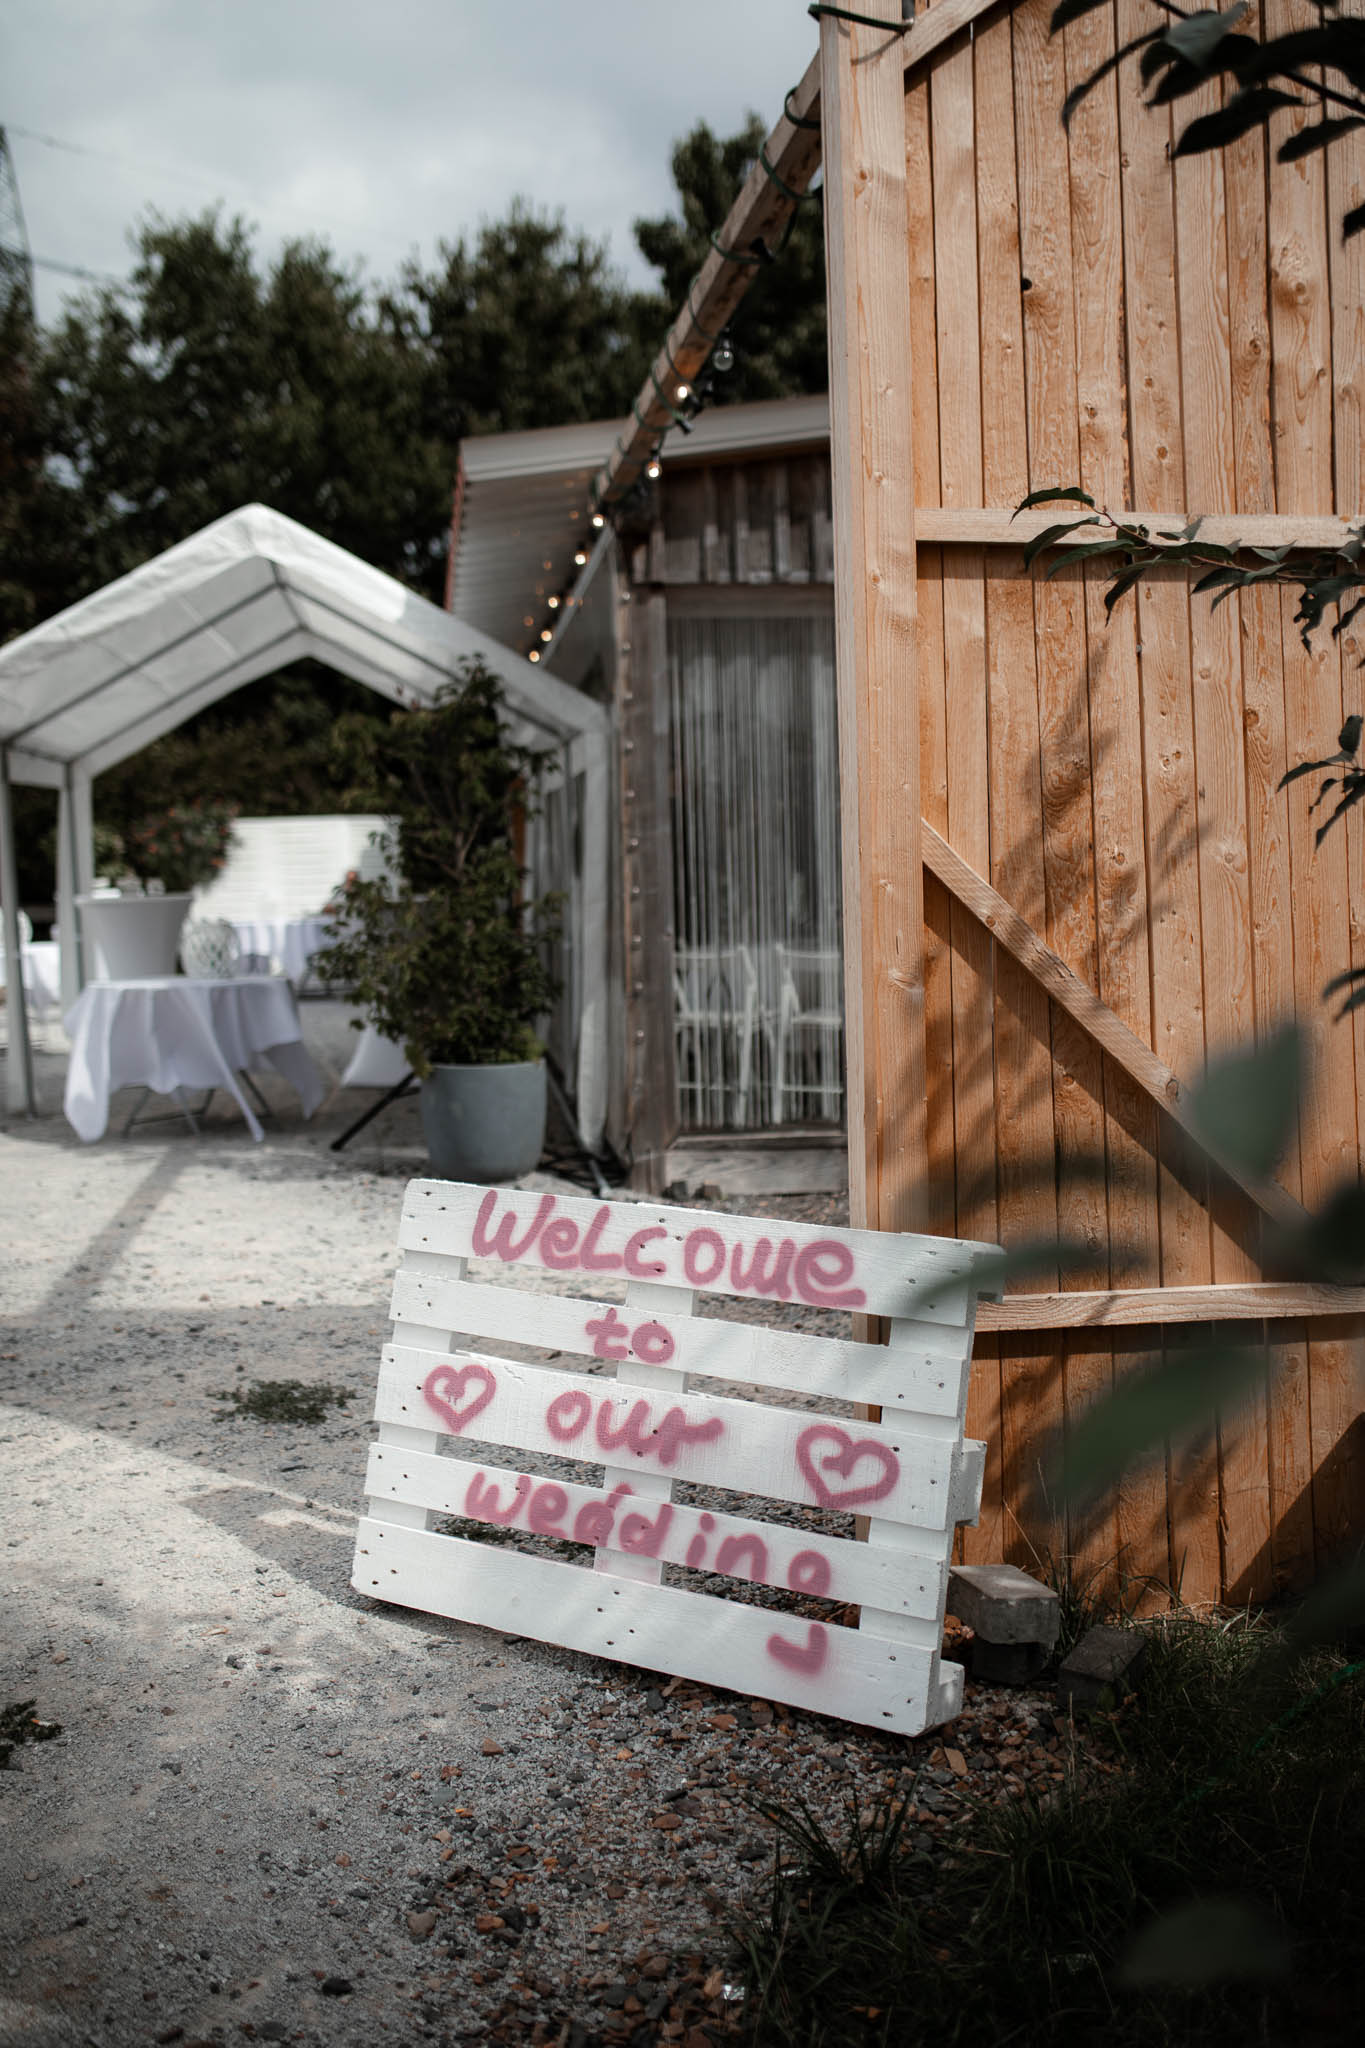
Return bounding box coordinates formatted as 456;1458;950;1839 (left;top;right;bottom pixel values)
352;1181;1001;1734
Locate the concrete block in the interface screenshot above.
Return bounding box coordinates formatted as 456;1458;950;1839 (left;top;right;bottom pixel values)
1056;1624;1146;1713
948;1563;1061;1649
968;1638;1053;1686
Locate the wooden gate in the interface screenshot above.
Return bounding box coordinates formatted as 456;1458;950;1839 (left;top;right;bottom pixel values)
592;0;1365;1606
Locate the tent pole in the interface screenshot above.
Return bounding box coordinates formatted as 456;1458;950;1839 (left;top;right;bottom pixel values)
0;748;37;1116
57;772;81;1007
71;768;95;992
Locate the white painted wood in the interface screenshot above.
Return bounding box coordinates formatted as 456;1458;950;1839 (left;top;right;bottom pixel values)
389;1265;972;1414
352;1519;938;1734
398;1179;1003;1323
377;1345;964;1531
354;1183;998;1737
595;1279;692;1585
364;1445;950;1613
374;1259;463;1533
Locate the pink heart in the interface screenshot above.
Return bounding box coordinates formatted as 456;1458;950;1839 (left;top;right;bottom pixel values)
796;1424;899;1512
422;1360;497;1435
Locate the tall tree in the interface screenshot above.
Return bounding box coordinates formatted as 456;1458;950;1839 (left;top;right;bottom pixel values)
633;116;828;403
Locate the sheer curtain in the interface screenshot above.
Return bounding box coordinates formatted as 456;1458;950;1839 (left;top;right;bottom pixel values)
668;613;843;1131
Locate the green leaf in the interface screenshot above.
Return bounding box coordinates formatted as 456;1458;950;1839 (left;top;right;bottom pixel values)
1021;520;1093;569
1278;113;1365;164
1102;562;1148;616
1061;30;1162;129
1190;1024;1302;1182
1041;538;1134;580
1164;6;1250;75
1056;1344;1265;1505
1013;485;1095;514
1118;1899;1291;1990
1049;0;1113;28
1191;563;1249;596
1282;1555;1365;1652
1172;87;1304;157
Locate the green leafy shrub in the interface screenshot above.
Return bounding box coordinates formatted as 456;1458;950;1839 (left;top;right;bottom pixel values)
123;799;238;893
314;657;560;1075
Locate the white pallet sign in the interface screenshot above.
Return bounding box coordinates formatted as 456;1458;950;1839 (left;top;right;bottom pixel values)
352;1180;1002;1736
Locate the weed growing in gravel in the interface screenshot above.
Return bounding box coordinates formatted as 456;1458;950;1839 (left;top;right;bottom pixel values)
0;1701;62;1769
211;1378;352;1424
732;1615;1365;2047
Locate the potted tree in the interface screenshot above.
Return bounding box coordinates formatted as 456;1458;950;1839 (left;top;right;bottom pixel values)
316;658;560;1183
77;801;237;979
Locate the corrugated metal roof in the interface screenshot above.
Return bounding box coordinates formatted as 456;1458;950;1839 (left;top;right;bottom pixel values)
451;395;831;657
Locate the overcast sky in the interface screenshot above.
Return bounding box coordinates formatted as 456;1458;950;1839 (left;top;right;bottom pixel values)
7;0;819;328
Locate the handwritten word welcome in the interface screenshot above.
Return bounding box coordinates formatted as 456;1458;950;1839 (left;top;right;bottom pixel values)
472;1189;866;1309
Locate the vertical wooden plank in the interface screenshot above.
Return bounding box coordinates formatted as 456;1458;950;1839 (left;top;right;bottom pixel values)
928;30;1005;1565
1116;0;1219;1604
622;589;680;1190
1172;51;1270;1603
821;9;926;1237
969;6;1060;1574
1061;0;1162;1605
1266;0;1363;1570
1015;0;1101;1578
1325;44;1365;1573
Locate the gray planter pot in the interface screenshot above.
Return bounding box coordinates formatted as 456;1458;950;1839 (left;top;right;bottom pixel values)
419;1059;547;1183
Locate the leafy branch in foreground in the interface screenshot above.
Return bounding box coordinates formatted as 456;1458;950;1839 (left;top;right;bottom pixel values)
1013;487;1365;649
1055;0;1365;241
1017;487;1365;1011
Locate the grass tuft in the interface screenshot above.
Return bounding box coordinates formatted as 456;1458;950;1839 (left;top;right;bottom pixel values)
211;1378;352;1424
731;1616;1365;2047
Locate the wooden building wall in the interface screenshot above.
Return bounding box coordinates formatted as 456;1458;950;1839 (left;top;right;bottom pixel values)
891;0;1364;1604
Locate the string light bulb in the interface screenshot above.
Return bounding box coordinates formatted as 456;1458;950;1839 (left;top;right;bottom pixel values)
540;627;553;642
646;448;662;480
591;512;605;528
676;382;690;401
547;595;560;609
712;330;735;375
528;649;540;662
574;549;588;566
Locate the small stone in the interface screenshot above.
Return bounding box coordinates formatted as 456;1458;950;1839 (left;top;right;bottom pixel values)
480;1738;504;1757
948;1564;1060;1650
318;1977;353;1997
408;1909;438;1939
652;1812;682;1831
1057;1625;1146;1712
735;1838;767;1864
258;2026;287;2043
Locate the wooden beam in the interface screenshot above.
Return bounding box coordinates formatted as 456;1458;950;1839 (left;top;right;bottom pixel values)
902;0;1012;83
822;9;924;1236
913;507;1362;549
921;821;1308;1234
593;56;823;511
978;1283;1365;1331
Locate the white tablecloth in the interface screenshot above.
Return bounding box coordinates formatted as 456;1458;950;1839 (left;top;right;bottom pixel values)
230;916;333;983
63;976;326;1143
340;1023;411;1090
0;940;61;1015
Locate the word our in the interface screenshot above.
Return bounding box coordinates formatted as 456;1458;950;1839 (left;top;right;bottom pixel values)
471;1188;867;1309
420;1359;904;1515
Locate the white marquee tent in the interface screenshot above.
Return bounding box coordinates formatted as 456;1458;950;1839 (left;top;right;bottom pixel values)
0;505;611;1142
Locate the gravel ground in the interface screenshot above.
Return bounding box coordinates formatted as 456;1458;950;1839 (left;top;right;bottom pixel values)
1;1015;1079;2048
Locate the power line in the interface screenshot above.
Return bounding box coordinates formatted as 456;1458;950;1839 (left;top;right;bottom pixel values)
5;117;430;266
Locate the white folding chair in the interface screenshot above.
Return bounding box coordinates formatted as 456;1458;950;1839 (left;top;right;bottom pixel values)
771;944;844;1125
672;944;761;1127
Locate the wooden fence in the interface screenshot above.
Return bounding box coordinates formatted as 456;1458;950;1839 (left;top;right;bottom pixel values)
602;0;1365;1605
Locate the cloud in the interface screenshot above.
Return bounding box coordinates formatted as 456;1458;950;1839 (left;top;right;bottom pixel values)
8;0;818;322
